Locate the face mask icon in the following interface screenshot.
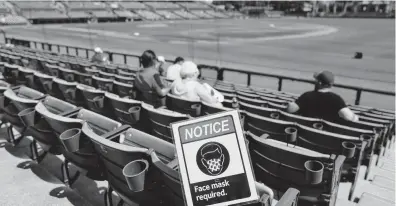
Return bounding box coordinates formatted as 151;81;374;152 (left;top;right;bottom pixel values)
200;143;226;176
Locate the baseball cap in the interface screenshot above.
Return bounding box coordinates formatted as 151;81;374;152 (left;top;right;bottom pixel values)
180;61;199;78
313;71;334;85
157;56;165;63
94;47;103;53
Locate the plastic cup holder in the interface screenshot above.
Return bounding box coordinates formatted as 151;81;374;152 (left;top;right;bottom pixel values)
18;107;38;127
128;106;141;123
313;122;323;130
123;159;149;192
60;128;81;152
270;112;280;119
342;141;356;159
191;103;201;117
304;160;324;185
284;127;298;143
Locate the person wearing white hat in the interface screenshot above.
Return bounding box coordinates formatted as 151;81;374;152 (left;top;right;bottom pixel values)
171;61;221;106
156;55;166;76
91;47;109;64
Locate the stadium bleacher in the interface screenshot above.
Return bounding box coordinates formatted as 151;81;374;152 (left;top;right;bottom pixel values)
0;1;244;24
0;44;393;206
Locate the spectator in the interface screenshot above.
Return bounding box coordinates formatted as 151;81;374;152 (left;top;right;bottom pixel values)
91;47;109;64
165;56;184;82
171;61;221;106
286;71;359;123
134;50;170;107
157;55;166;76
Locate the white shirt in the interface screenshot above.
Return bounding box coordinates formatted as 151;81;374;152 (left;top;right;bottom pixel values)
166;64;182;81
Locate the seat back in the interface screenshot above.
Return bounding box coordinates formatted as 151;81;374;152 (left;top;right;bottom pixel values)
58;67;76;82
200;101;231;115
246;132;343;206
113;80;133;98
115;75;134;84
84;123;163;205
142;103;189;142
92;75;114;93
105;92;141;127
74;71;94;86
53;78;79;105
237;95;268;107
3;63;19;84
166;93;201;117
16;67;34;86
239;101;278;118
7;86;45;111
80;86;108;115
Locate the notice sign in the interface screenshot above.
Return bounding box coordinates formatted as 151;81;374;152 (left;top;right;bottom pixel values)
171;110;258;206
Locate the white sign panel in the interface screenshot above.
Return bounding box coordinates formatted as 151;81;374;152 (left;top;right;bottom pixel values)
171;110;258;206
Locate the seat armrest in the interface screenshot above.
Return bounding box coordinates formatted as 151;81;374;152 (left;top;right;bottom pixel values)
275;188;300;206
101;125;131;139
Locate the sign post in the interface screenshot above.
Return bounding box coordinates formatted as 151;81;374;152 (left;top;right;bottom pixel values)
171;110;258;206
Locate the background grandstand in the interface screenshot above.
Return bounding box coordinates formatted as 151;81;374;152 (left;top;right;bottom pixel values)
0;1;394;206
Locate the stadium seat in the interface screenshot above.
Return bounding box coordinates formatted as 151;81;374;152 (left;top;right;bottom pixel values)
113;80;133;98
237;95;268;107
117;70;136;78
166;93;202;117
58;67;76;82
74;71;94;86
201;101;232;115
142;103;189;142
150;150;301;206
17;67;37;90
245;131;345;206
104;92;141;128
25;96;80;162
92;75;114;93
53;78;79;104
115;74;134;84
2;86;45;146
2;63;20;85
78;84;108;115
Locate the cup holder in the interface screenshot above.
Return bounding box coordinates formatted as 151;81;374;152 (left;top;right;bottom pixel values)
65;88;76;100
313;122;323;130
342;141;356;158
93;96;104;109
270;112;280;119
191;103;201;117
123;159;149;192
284;127;298;143
60;128;81;152
18;107;38;127
360;134;373;148
128;106;141;123
304;160;324;184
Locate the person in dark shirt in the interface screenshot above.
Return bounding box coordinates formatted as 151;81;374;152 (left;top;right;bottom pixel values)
287;71;359;123
133;50;170;107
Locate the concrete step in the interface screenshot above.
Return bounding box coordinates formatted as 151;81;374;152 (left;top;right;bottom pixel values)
336;198;356;206
366;166;395;181
351;179;395;203
357;193;394;206
371;175;395;191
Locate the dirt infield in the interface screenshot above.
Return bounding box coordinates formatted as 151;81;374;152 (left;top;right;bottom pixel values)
2;18;395;109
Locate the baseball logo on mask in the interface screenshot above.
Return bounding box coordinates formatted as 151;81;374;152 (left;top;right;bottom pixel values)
197;142;230;176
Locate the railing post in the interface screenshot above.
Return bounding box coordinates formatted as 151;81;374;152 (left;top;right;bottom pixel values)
247;73;251;86
58;45;60;53
0;29;6;44
355;90;362;105
278;78;283;91
108;53;113;62
66;46;69;55
76;48;79;56
124;55;127;64
217;67;224;81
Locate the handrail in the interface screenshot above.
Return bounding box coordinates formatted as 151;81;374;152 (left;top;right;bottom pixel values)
5;37;395;106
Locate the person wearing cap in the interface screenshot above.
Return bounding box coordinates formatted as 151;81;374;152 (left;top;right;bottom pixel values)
91;47;109;64
165;56;184;82
171;61;221;106
157;55;166;76
286;71;359;123
133;50;170;107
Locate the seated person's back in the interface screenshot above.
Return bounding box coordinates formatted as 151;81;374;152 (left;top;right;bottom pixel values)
134;50;170;107
171;61;220;106
287;71;359;123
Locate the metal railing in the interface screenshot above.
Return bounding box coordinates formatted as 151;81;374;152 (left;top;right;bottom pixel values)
5;37;395;106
